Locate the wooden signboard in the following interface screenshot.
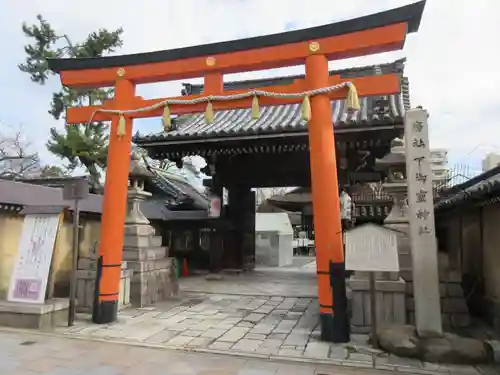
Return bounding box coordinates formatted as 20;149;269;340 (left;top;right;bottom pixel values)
344;223;400;347
8;214;61;304
344;223;399;273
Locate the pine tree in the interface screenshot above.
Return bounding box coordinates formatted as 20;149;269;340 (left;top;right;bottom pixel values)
19;15;124;190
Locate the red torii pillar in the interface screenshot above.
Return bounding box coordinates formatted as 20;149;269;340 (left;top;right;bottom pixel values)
306;53;348;341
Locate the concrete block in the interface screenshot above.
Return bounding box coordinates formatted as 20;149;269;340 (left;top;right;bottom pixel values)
128;257;178;307
441;313;452;329
449;270;462;283
447;283;464;298
349;277;406;292
123;235;162;248
351;325;371;334
78;258;97;270
122;246;167;261
442;298;469;314
0;299;69;329
439;283;447;297
451;314;471;328
123;224;155;237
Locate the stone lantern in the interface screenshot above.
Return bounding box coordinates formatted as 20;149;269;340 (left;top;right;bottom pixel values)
375;137;412;281
123;152;178;307
125;152;154;227
375;137;409;231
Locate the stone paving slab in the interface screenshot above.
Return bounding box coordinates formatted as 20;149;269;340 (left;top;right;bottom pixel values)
1;329;421;375
180;272;318;297
50;292;500;375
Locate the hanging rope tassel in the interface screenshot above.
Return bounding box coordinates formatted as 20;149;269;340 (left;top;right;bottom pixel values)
205;100;214;124
300;95;311;121
251;95;260;120
162;104;172;131
116;114;127;137
346;83;361;111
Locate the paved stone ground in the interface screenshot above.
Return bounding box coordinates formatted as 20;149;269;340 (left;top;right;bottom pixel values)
42;265;499;374
180;271;317;297
0;329;413;375
55;291;497;374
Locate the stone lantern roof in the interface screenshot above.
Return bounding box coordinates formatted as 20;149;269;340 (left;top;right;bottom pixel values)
129;152;154;182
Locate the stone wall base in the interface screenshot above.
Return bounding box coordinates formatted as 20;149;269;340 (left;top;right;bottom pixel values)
348;277;406;334
76;258;132;313
0;299;69;329
128;257;178;307
404;260;471;330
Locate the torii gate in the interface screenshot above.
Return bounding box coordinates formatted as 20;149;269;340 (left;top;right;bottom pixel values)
48;1;425;343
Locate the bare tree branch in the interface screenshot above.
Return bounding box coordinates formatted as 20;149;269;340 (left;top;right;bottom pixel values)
0;123;41;179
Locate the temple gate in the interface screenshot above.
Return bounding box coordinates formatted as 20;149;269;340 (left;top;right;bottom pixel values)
48;1;425;342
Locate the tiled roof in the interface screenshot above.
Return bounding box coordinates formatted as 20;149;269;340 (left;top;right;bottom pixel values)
0;179;210;221
435;165;500;210
147;167;211;210
136;154;210;210
134;59;409;143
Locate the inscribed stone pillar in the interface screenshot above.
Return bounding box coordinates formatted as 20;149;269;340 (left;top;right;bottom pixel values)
405;108;442;337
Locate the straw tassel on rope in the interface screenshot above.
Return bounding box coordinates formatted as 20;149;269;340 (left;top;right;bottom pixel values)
346;83;360;111
300;95;311;121
117;114;127;137
205;100;214;124
162;104;172;131
251;94;260;120
93;82;358;130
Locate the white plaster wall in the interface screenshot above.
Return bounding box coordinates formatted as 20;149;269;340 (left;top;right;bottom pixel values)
255;231;293;267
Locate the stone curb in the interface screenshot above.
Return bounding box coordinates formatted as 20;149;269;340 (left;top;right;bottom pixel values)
0;326;442;374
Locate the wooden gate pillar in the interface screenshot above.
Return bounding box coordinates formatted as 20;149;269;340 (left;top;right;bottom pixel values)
92;77;136;324
306;53;349;342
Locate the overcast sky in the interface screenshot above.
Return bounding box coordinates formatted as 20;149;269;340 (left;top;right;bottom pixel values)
1;0;499;175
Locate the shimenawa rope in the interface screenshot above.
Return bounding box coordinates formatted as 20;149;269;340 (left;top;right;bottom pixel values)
83;81;360;137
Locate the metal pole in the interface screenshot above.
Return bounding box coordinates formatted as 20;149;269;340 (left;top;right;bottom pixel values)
369;272;379;348
68;199;80;327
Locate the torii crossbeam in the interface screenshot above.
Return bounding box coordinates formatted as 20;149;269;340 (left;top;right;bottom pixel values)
48;1;426;343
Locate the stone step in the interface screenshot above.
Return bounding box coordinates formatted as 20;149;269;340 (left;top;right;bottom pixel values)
78;258;97;271
76;268;130;280
78;259;128;271
123;235;162;249
123;246;167;261
127;258;174;273
123;224;155;237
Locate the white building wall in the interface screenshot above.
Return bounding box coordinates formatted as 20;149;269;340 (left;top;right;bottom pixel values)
482;153;500;172
429;148;449;187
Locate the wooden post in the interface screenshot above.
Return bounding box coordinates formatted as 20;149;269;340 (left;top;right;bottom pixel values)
306;52;349;343
369;272;379;348
68;199;80;327
92;77;136;324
